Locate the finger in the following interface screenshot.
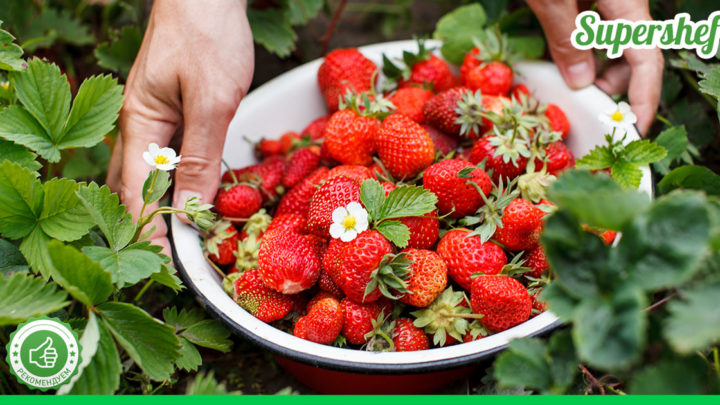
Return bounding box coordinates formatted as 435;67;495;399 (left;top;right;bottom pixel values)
598;0;664;135
527;0;596;88
107;132;123;193
595;60;631;95
171;82;244;222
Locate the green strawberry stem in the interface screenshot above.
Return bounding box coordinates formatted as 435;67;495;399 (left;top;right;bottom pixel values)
439;311;484;320
132;206;196;243
222;159;240;185
204;253;229;280
133;279;154;303
139;169;160;218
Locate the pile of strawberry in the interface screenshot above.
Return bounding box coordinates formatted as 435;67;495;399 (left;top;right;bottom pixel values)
203;33;616;352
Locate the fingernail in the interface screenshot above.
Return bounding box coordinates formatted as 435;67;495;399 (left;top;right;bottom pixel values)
566;61;595;89
174;190;202;209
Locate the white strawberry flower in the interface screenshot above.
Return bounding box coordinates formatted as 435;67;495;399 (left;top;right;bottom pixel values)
329;202;368;242
143;143;181;171
598;101;637;132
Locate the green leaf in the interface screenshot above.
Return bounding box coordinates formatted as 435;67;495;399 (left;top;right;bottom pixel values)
0;239;27;275
0;24;24;71
12;58;71;141
60;74;123;150
0;139;40;171
0;105;58;162
380;185;438;220
98;302;181;381
0;160;42;239
623;139;667;165
618;191;711;291
575;145;614;170
433;4;487;65
186;371;233;395
287;0;324;25
630;357;709;394
698;65;720;99
47;240;113;307
181;320;232;352
665;284;720;353
653;125;688;164
610;160;643;189
94;26;142;78
508;36;545;59
248;7;297;58
176;336;202;372
548;170;650;231
142;169;172;206
21;8;94;51
375;220;410;248
65;314;121;395
163;307;204;331
538;282;579;322
0;272;68;325
572;293;647;371
76;183;136;251
151;264;184;293
83;242;165;288
19;226;52;277
359;179;385;221
657;165;720;197
39;178;92;242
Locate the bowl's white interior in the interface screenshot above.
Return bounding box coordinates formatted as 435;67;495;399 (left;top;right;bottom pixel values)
171;40;651;367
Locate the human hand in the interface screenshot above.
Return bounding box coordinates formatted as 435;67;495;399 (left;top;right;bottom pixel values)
29;337;58;369
107;0;254;255
526;0;663;135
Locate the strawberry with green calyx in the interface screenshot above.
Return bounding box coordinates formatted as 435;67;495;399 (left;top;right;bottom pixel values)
363;251;414;301
398;248;447;308
375;113;436;179
318;48;378;112
510;84;530;102
469;130;530;183
542;103;571;139
393;318;430;352
233;268;294;323
470;274;532;333
240;209;272;239
493;197;545;252
452;89;498;139
294;294;344;344
363;310;396;352
462;177;519;244
222;158;286;204
436;229;507;291
463;320;490;343
341;298;384;345
215;183;263;222
324;90;395;166
358;179;438;248
234;233;262;274
411;287;482;346
517;169;556;204
335;230;396;303
460;27;519;96
257;228;321;294
481;97;540;142
424;159;492;218
382;38;457;93
204;221;239;266
222;271;242;296
423;87;471;136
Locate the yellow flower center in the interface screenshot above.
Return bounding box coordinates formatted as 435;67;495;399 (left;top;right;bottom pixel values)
343;215;356;230
610;110;624;122
154;155;170;165
1;82;8;90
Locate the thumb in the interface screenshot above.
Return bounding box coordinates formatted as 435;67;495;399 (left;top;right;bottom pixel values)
37;337;53;351
172;86;242;219
527;0;596;89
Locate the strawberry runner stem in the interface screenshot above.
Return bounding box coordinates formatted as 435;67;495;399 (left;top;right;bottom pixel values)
138;169;159;218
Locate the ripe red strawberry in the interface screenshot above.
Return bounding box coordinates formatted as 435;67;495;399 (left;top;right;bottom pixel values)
461;59;513;96
256;138;284;157
318;48;378;112
322;238;346;289
534;141;574;176
523;245;548;278
216;185;263;220
392;318;430;351
324;109;380;166
463;320;488;343
399;249;447;308
257;229;320;294
383;40;458;93
280;131;300;154
422;159;492;218
341;298;383;345
305;234;328;259
266;213;307;234
205;222;239;266
493;198;544;251
470;275;532;333
544;103;570;139
389;87;434;123
294;294;344;344
319;269;345;298
531;290;547;315
375;113;435;179
327;165;376;183
282;147;320;188
601;230;617;245
302;115;331;140
222;158;285;202
276;167;329;217
422;125;458;155
510;83;530;101
399;210;439;250
422;87;470;136
436;229;507;291
468;134;529;182
307;175;361;237
337;230;393;303
479;95;508;136
233;268;294;323
306;291;339;313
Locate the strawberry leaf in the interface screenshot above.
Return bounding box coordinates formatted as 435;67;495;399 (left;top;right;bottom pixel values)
375;220;410;248
359;179;385;222
433;3;488;65
76;183;136;251
47;240;113;307
0;272;69;326
94;26;142;78
623;139;667;165
610;160;643;189
0;23;25;71
656;165;720;197
575;144;614;170
142;169;172;206
83;242;165;288
380;184;438;220
664;284;720;354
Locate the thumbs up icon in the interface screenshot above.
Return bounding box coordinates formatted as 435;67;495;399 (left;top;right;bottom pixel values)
28;337;58;369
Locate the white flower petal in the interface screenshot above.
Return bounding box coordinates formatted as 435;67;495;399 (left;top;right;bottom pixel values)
346;202;363;216
329;223;345;239
143;151;156;167
624;111;637;125
148;143;160;154
354;215;369;233
332;207;348;224
159;147;177;159
340;229;357;242
171;155;182;165
156;163;176;171
618;101;632;114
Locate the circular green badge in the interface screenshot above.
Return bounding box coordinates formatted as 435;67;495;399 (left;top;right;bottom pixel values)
5;317;81;391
